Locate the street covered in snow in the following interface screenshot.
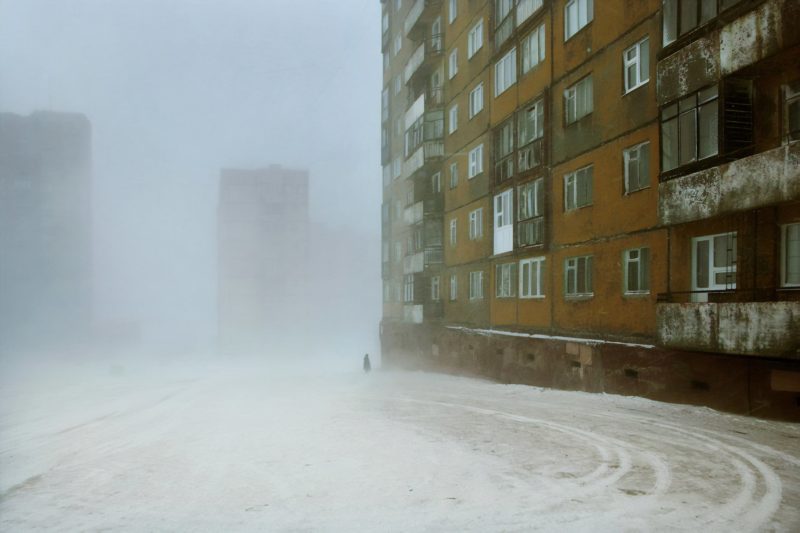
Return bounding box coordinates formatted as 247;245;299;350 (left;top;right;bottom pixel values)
1;356;799;532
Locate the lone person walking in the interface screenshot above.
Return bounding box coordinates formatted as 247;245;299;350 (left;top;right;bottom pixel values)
363;353;371;373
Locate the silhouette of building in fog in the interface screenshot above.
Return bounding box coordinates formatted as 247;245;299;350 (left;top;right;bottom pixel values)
0;111;93;352
217;165;309;355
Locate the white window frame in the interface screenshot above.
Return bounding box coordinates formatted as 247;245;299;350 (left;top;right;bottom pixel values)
564;165;593;210
431;276;441;301
448;104;459;134
782;223;800;287
522;23;546;74
564;75;593;124
624;37;650;94
449;162;459;189
496;263;517;298
564;0;593;41
448;49;459;79
520;257;545;298
394;35;402;56
623;247;650;295
469;83;484;118
448;0;457;24
449;218;457;246
518;178;544;220
394;75;402;95
403;274;414;303
493;188;514;255
468;208;483;240
564;255;593;297
623;141;650;194
450;274;458;300
494;47;517;97
469;271;484;300
468;144;483;178
517;0;544;26
691;232;737;302
467;19;484;59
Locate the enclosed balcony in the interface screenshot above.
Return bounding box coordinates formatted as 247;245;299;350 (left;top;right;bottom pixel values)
403;37;442;88
404;0;442;41
659;141;800;226
657;290;800;357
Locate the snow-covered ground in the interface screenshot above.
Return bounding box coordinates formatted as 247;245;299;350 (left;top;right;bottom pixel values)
1;355;799;532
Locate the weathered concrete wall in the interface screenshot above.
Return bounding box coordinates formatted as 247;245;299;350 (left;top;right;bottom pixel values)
657;301;800;357
380;321;800;421
659;141;800;225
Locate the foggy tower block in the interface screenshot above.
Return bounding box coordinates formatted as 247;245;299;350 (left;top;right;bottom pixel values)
217;165;309;355
0;111;93;353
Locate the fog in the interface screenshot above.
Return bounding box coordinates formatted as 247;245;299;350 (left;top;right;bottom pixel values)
0;0;382;360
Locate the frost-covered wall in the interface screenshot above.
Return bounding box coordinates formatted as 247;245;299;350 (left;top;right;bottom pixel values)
659;141;800;225
657;302;800;357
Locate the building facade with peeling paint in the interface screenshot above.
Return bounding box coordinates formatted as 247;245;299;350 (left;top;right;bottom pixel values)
380;0;800;420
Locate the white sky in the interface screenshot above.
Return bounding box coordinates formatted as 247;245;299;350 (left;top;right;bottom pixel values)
0;0;383;349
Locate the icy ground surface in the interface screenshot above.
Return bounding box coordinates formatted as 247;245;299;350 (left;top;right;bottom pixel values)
1;357;799;532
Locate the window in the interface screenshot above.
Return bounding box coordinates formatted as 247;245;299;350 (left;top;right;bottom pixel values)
522;24;545;74
448;49;458;79
394;241;402;262
494;48;517;97
564;165;593;210
467;19;483;59
392;156;402;179
450;274;458;300
495;119;514;182
469;83;484;118
661;86;718;172
623;248;650;294
468;208;483;240
785;82;800;141
623;37;649;93
382;12;389;34
623;142;650;193
431;276;441;301
448;104;458;134
382;88;389;122
395;0;402;11
565;256;593;297
431;172;441;193
691;232;736;301
494;189;513;255
448;0;457;24
404;274;414;303
782;223;800;287
449;218;457;246
469;271;484;300
449;162;459;189
564;0;593;40
663;0;736;46
517;0;543;25
520;257;545;298
394;35;402;56
496;263;517;298
518;178;544;246
565;76;593;124
517;98;545;172
394;75;402;95
468;144;483;178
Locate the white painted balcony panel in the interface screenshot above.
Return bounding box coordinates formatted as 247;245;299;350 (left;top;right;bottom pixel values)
405;93;425;130
403;252;424;274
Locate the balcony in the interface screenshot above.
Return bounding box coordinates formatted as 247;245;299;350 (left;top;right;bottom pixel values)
659;141;800;226
657;299;800;357
404;0;441;41
518;217;544;247
403;246;443;274
518;138;544;173
404;141;444;179
495;11;514;50
382;29;389;52
404;37;442;88
495;154;514;184
403;304;424;324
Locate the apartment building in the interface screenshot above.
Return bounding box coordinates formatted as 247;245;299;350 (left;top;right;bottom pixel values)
379;0;800;420
0;111;94;352
217;166;309;355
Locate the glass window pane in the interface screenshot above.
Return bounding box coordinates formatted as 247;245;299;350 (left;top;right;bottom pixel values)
679;109;697;165
663;0;678;45
662;118;678;171
713;234;735;268
680;0;698;35
696;240;709;288
699;100;718;159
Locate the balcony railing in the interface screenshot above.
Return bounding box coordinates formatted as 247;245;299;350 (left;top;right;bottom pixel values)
518;217;544;247
404;0;442;40
424;247;443;265
404;140;444;178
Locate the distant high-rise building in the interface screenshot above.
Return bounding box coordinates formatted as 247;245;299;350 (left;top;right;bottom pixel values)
217;165;309;355
0;111;93;352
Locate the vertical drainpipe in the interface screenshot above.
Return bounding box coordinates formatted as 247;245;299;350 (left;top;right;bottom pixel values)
547;3;555;334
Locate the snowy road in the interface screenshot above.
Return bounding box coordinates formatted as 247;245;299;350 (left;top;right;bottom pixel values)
1;358;799;532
